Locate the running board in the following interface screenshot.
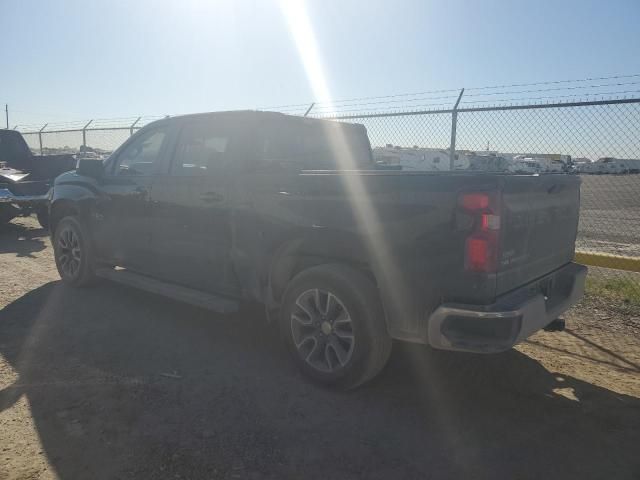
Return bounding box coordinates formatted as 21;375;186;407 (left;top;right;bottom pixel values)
95;268;239;313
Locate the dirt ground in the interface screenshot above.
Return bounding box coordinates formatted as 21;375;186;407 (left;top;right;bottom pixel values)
0;217;639;480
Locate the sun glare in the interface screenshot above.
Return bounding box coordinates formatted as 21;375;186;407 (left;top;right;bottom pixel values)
277;1;417;350
278;0;333;109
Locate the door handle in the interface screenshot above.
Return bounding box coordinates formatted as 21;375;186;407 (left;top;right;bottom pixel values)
200;191;225;203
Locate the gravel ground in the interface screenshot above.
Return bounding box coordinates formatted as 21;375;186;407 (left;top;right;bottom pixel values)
0;217;639;480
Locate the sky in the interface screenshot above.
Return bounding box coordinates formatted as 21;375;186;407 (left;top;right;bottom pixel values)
2;0;640;129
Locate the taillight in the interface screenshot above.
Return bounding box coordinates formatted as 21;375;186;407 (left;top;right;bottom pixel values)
460;193;489;210
459;192;500;273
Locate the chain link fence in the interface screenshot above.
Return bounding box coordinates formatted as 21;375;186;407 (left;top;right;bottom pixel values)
17;99;640;304
19;116;165;156
314;98;640;305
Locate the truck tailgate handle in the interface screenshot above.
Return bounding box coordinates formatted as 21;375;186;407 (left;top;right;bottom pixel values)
200;191;225;203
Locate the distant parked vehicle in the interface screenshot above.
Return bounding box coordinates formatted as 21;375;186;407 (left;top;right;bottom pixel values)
372;146;469;171
508;156;542;174
597;157;640;174
0;129;76;228
579;158;630;174
76;151;102;160
541;158;567;173
465;153;510;172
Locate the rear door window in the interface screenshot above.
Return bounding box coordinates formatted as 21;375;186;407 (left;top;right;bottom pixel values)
259;119;372;170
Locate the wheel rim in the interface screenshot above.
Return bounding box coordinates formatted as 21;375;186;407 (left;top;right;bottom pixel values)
290;289;355;373
57;227;81;278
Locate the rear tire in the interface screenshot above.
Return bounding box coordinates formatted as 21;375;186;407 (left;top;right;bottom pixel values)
53;216;96;287
280;264;392;389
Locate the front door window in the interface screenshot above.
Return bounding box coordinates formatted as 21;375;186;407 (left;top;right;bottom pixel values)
115;128;168;176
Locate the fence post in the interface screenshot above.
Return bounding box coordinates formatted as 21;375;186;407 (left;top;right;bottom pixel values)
129;117;141;136
449;88;465;170
304;103;315;117
38;123;48;156
82;120;93;151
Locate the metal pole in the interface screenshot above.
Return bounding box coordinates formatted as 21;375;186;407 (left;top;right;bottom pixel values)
130;116;141;136
82;120;93;151
449;88;464;170
38;123;48;156
304;103;315;117
5;104;8;129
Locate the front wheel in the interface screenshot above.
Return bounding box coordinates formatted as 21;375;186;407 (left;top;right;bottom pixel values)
280;264;392;389
53;216;96;287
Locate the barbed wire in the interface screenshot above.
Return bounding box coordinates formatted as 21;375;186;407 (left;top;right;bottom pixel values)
461;90;640;105
257;73;640;111
13;73;640;129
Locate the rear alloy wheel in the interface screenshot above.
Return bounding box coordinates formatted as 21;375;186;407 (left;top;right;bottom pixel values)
53;216;96;287
290;288;356;373
281;264;392;389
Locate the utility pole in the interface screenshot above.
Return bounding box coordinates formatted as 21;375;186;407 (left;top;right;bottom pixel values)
4;104;8;129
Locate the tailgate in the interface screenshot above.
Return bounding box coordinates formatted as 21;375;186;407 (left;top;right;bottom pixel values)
497;174;581;295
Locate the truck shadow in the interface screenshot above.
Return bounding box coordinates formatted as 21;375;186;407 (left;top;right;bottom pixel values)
0;282;638;479
0;219;47;257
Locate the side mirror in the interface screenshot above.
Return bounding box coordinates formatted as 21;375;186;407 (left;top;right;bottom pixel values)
76;158;104;179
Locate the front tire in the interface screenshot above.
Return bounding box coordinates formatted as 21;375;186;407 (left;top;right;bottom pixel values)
53;216;96;287
280;264;392;389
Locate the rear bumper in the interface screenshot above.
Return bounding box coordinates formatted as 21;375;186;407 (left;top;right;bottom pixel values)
427;262;587;353
0;188;49;204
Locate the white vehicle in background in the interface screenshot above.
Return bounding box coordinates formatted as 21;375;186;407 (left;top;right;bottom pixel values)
580;157;630;174
509;156;542;174
623;159;640;173
76;151;101;160
508;156;571;174
372;146;469;171
609;158;640;173
577;161;600;174
464;153;510;172
538;158;566;173
572;158;592;173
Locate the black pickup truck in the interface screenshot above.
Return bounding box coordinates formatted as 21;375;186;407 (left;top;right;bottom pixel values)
0;129;76;228
49;111;587;388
